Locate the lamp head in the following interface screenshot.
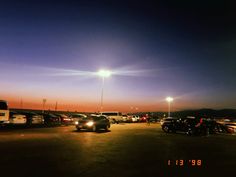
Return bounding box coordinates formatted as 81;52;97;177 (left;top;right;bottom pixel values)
97;70;111;78
166;97;173;102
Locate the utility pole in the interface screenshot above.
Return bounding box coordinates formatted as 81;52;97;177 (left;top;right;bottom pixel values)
42;98;47;113
20;98;23;109
55;101;58;111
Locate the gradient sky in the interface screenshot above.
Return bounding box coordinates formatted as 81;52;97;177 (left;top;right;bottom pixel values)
0;0;236;112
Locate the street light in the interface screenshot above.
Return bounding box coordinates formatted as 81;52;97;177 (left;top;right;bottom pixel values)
42;98;47;113
97;69;111;111
166;97;173;117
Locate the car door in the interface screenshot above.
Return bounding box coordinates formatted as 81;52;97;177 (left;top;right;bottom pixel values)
98;116;109;127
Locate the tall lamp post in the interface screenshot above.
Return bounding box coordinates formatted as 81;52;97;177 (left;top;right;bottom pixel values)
42;98;47;113
97;69;111;111
166;97;173;117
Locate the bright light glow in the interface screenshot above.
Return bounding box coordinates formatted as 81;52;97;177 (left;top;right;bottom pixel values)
63;118;71;121
97;70;111;78
75;121;79;125
86;121;94;126
166;97;174;102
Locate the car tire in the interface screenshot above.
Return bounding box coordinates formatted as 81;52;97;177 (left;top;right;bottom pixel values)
186;128;193;136
76;128;81;131
105;125;109;131
162;125;170;133
92;125;97;132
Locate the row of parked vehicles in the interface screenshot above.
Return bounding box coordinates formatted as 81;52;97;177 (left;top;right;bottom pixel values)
1;101;158;126
161;116;236;135
7;112;158;127
8;111;112;132
8;111;65;126
4;111;89;127
100;112;160;123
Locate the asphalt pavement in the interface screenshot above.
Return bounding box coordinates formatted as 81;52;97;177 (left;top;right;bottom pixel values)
0;123;235;177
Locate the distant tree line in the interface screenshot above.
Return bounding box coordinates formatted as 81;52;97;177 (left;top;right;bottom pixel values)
137;109;236;119
11;108;236;119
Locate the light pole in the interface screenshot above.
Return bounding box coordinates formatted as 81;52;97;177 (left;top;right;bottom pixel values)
42;98;47;113
166;97;173;117
20;98;23;109
97;69;111;111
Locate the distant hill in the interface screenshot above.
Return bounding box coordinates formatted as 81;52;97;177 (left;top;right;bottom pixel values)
136;109;236;119
172;109;236;118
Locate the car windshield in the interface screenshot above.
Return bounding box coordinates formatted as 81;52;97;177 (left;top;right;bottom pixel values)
48;114;56;117
90;116;102;121
225;124;236;126
101;113;118;116
24;112;35;115
10;112;16;116
80;117;90;121
72;114;85;118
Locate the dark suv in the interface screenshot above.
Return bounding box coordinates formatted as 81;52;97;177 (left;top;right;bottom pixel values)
161;118;182;133
75;115;110;132
161;117;217;135
161;117;197;135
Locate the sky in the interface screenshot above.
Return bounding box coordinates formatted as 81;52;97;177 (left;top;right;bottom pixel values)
0;0;236;112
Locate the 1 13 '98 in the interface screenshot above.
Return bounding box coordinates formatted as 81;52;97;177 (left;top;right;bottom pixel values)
167;159;202;166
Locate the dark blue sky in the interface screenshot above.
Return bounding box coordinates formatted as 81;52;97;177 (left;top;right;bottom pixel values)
0;0;235;111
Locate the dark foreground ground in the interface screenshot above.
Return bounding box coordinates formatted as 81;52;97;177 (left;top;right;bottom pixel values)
0;123;235;177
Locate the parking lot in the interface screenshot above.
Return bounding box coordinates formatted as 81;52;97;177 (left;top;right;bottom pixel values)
0;123;235;177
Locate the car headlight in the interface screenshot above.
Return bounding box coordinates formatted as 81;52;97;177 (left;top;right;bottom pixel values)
86;121;94;126
75;121;79;125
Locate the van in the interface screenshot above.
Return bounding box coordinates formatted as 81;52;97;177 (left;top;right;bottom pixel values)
0;100;10;124
100;111;123;123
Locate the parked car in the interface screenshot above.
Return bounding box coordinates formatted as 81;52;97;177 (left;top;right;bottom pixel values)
161;117;197;134
9;111;27;125
21;111;44;125
224;123;236;133
100;111;123;124
139;116;147;122
70;114;87;123
122;115;128;122
54;114;73;125
161;117;180;133
0;100;10;124
129;115;140;122
124;115;132;123
161;117;218;135
160;117;175;126
75;115;110;132
42;113;60;126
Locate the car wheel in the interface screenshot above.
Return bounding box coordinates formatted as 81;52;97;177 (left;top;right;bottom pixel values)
105;125;109;131
92;125;97;132
162;125;169;133
187;128;193;136
76;128;81;131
